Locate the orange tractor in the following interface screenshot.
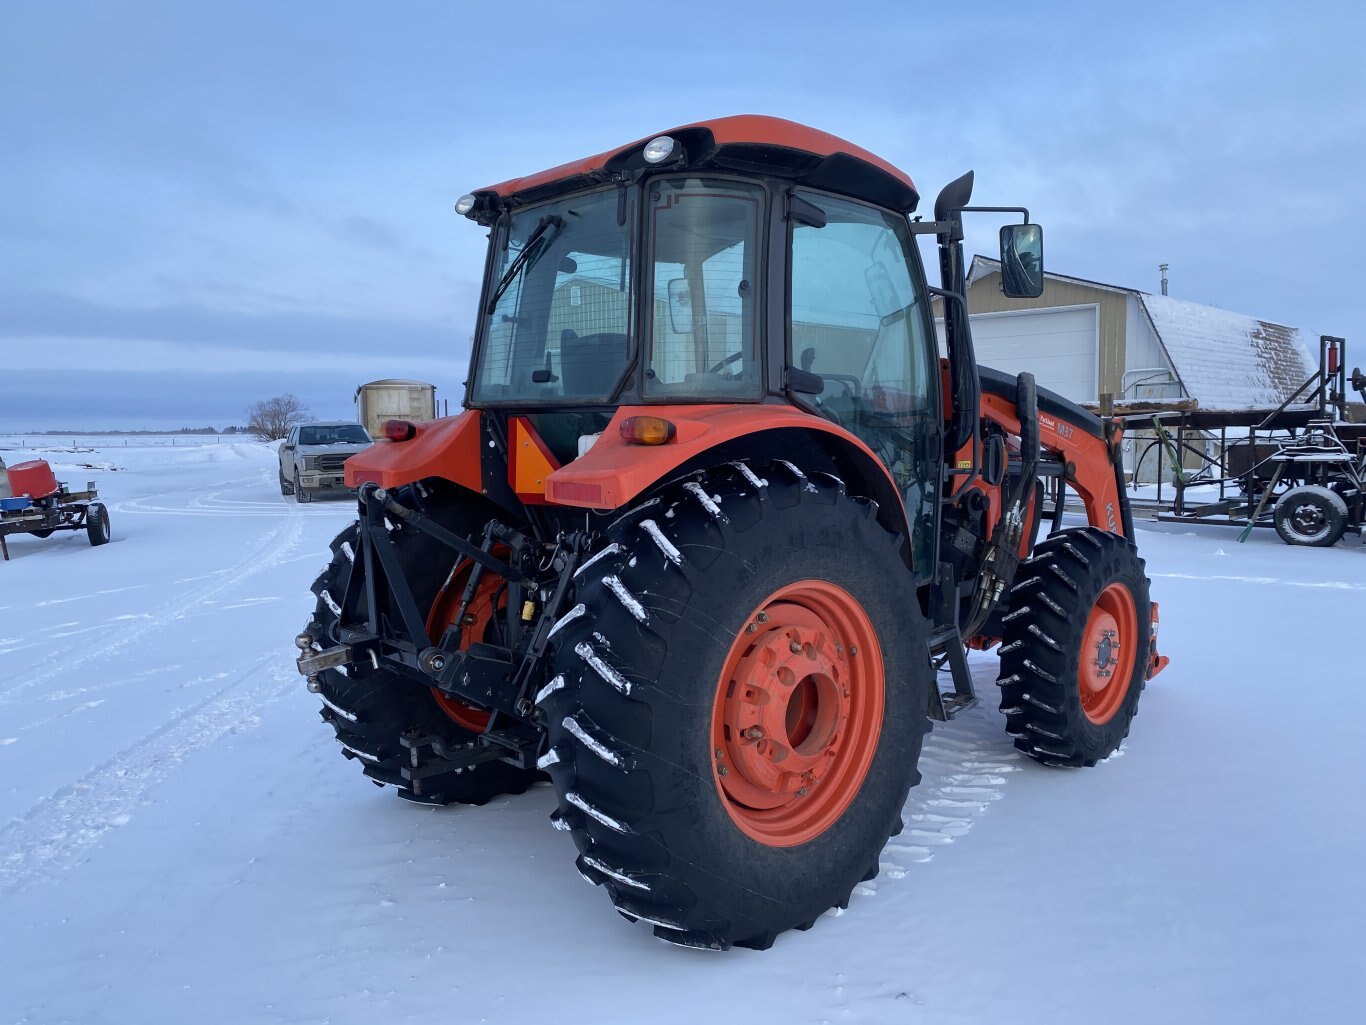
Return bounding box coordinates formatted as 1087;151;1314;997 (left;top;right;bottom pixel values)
295;116;1167;949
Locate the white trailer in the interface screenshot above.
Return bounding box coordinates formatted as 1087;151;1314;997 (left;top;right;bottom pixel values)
354;380;437;437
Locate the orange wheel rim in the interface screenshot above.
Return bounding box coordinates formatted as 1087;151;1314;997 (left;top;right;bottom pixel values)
425;554;506;733
1078;582;1138;725
709;580;884;847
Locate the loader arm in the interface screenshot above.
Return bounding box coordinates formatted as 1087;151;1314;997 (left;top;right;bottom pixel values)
977;368;1131;539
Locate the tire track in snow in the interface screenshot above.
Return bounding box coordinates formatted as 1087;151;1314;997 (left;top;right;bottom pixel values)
840;660;1023;906
0;469;305;708
0;654;300;895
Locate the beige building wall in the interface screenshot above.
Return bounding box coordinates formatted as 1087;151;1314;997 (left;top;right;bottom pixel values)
963;272;1128;398
936;271;1129;399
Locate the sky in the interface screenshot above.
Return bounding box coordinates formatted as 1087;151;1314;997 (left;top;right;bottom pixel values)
2;0;1362;430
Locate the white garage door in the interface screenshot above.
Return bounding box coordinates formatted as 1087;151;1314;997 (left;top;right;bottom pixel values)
937;306;1099;402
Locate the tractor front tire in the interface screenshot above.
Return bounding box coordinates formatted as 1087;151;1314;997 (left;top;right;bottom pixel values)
543;462;930;949
996;527;1151;767
306;515;539;805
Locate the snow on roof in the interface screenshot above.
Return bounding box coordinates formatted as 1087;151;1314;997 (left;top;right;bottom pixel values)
1136;293;1314;409
967;255;1316;409
968;256;1132;296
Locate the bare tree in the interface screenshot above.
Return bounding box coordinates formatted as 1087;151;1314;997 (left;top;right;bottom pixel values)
246;395;310;441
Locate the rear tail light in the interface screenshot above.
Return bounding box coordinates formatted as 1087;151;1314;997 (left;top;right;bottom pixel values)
381;419;417;442
619;416;676;445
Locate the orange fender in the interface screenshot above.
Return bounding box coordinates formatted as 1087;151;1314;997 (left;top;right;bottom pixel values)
545;405;901;515
345;410;484;493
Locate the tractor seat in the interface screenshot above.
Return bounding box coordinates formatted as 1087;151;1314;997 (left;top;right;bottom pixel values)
559;330;628;398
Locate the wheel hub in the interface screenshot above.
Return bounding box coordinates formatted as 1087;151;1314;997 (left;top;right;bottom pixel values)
1291;504;1325;534
1087;624;1120;688
721;612;848;801
1078;583;1139;725
710;581;884;847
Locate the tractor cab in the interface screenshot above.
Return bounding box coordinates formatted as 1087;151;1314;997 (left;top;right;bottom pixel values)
458;117;959;566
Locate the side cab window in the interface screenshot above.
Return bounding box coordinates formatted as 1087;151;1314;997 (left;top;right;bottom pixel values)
788;190;940;569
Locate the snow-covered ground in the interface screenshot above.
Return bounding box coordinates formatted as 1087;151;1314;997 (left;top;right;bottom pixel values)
1;437;1362;1025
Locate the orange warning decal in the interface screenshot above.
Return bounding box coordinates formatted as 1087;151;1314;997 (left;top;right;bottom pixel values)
509;417;560;504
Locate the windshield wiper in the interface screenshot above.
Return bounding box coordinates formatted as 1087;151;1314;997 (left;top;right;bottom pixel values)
487;214;564;313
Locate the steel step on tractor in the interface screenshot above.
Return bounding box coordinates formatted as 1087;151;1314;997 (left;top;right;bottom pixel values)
294;116;1168;950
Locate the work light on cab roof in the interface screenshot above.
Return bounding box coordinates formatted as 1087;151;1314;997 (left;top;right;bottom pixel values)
641;135;677;164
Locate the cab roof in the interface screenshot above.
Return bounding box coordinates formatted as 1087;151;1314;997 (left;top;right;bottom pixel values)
473;115;919;215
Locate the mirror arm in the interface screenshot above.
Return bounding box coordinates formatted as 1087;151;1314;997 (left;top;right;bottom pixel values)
958;205;1030;224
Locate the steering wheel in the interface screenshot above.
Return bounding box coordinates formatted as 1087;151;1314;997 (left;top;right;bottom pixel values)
821;373;862;399
706;351;746;376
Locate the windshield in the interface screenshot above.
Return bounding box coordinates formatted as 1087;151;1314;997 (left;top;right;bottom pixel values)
471;188;633;404
299;425;370;445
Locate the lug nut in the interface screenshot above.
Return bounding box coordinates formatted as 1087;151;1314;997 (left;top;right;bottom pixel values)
756;612;769;624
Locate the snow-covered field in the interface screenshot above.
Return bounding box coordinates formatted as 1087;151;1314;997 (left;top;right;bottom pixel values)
1;437;1362;1025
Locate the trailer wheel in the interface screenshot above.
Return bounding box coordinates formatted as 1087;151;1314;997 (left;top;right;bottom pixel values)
997;527;1151;767
543;463;930;949
85;503;110;546
280;471;294;496
306;512;540;805
1273;485;1347;547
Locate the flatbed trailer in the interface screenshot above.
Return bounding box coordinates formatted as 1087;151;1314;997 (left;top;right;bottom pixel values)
0;459;111;561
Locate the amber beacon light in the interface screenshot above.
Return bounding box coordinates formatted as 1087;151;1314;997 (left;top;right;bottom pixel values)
381;419;417;442
619;416;676;445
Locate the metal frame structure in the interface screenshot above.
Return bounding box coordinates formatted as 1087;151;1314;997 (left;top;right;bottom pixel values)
1123;336;1365;538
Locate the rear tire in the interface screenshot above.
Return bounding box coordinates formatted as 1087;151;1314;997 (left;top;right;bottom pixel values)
543;462;930;949
996;527;1151;766
1273;485;1347;547
85;502;110;546
307;513;540;805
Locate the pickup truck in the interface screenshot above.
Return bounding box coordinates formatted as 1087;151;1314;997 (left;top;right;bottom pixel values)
278;422;372;503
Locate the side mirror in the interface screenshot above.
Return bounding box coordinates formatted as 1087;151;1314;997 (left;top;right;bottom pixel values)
999;223;1044;298
667;278;693;334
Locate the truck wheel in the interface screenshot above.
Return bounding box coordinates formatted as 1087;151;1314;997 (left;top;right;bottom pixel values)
86;503;111;546
996;527;1151;767
294;473;312;503
306;513;540;805
1273;485;1347;547
543;463;930;949
280;471;294;496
